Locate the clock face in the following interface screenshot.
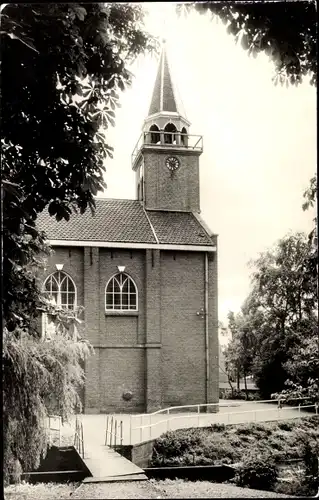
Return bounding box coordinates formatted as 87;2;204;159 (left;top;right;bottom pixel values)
165;156;180;171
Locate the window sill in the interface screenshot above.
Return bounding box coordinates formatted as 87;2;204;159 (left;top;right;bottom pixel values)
105;310;139;317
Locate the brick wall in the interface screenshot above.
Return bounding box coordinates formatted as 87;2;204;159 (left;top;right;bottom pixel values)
160;251;205;406
144;150;200;212
40;244;218;414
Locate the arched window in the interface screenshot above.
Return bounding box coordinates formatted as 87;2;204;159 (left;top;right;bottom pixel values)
43;271;76;310
105;273;138;311
181;126;188;146
149;124;160;144
42;271;77;338
164;123;177;144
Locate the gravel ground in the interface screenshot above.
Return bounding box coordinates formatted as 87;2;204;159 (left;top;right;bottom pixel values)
4;482;78;499
4;478;297;499
71;479;294;499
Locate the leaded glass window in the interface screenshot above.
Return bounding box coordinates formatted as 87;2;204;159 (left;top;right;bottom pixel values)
105;273;138;311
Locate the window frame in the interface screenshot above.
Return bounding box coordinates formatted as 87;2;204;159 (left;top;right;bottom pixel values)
42;270;77;338
105;272;138;313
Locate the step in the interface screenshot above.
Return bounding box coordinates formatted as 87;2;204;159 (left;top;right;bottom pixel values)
83;473;148;483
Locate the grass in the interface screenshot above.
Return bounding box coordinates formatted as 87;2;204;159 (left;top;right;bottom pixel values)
151;416;319;467
4;481;79;499
4;479;293;499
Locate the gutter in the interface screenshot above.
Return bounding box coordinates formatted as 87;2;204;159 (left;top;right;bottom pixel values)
204;252;209;404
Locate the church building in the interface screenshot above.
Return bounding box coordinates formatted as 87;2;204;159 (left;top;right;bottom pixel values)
36;45;219;414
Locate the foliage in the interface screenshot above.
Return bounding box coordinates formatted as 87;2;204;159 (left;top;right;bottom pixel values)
179;1;317;86
235;454;278;491
300;434;319;496
3;319;93;484
1;3;156;482
151;417;319;469
1;3;157;332
223;311;256;395
219;388;260;401
225;232;318;399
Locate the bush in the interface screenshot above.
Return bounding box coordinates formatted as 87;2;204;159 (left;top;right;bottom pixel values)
219;388;261;401
235;454;278;491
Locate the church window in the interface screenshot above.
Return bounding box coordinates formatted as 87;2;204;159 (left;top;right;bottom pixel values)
105;273;138;311
42;271;77;338
149;124;160;144
164;123;177;144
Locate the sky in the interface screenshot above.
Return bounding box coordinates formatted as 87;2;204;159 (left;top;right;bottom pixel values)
97;2;317;325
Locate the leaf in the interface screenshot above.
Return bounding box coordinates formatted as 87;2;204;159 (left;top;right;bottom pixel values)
1;30;39;53
73;6;87;21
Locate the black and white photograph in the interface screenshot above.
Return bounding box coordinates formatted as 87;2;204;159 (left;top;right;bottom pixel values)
2;2;317;499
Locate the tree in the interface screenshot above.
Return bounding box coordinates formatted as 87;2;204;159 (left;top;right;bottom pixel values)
241;232;317;398
1;3;157;332
179;1;316;87
1;3;156;482
224;311;256;398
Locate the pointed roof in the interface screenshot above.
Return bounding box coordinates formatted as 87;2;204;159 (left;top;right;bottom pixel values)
148;42;182;116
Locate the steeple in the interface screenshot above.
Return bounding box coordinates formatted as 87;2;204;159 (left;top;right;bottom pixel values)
131;41;203;213
145;41;189;124
148;41;179;116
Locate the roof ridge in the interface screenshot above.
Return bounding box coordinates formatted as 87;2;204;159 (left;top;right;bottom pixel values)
192;212;215;241
142;206;159;244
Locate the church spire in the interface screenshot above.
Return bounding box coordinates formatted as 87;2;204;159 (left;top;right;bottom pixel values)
148;41;179;115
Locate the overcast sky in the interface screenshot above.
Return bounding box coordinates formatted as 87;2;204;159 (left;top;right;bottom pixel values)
97;3;316;323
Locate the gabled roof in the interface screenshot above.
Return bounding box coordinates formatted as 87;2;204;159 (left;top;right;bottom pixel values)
147;211;213;246
35;198;214;248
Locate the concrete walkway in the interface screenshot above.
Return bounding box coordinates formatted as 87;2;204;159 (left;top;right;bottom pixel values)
82;444;147;483
60;401;315;448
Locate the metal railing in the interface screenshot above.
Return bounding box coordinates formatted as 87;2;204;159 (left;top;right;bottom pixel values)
74;415;84;459
45;414;62;447
105;415;123;447
129;399;318;445
131;131;203;168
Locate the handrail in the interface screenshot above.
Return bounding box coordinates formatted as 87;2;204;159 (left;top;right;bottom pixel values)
131;131;203;167
74;415;84;458
46;414;62;447
130;396;313;419
105;415;123;447
129;402;318;444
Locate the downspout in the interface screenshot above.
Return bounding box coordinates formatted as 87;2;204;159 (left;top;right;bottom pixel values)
204;252;209;404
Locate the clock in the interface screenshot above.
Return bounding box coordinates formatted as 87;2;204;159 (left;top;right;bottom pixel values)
165;156;180;171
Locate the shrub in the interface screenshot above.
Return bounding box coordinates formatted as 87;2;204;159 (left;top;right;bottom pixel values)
235;454;278;491
210;423;226;432
278;421;294;431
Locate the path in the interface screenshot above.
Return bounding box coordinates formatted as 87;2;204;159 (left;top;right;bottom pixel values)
60;400;314;448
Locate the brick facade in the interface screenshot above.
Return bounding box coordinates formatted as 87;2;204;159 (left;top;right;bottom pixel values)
41;244;218;413
143;150;200;213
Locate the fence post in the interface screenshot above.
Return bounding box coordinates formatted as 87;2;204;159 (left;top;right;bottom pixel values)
58;417;61;447
113;419;117;446
120;421;123;445
254;411;257;422
129;415;132;445
110;417;113;447
105;416;109;446
149;414;151;440
298;404;301;421
81;421;84;458
197;405;200;426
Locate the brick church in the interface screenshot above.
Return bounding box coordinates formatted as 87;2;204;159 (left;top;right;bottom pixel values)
36;45;219;414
